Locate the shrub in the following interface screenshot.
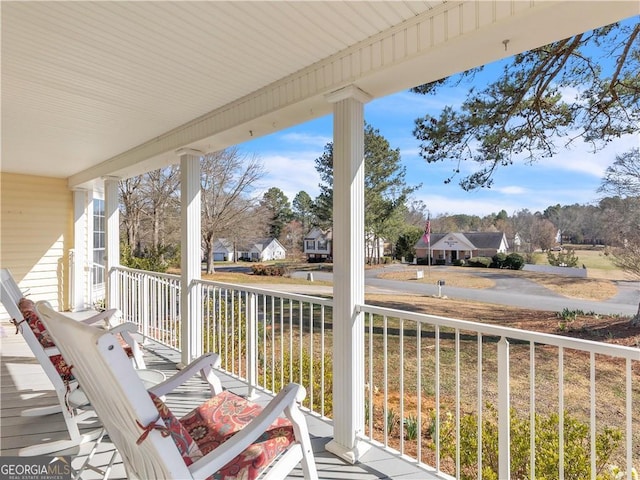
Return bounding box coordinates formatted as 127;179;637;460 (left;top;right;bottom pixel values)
432;404;622;480
547;248;579;267
467;256;492;268
491;252;508;268
504;253;525;270
264;348;333;416
453;258;465;266
251;264;288;276
120;242;173;273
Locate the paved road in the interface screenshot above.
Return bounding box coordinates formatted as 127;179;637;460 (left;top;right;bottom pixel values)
288;266;639;317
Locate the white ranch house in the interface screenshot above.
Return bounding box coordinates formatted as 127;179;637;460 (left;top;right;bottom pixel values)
212;238;286;262
2;2;638;478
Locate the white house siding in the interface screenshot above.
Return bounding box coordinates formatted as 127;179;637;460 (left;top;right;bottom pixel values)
0;173;73;318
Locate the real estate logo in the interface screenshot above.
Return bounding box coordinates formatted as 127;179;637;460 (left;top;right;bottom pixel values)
0;456;71;480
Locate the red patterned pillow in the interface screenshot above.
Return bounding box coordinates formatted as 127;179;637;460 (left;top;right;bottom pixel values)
148;392;203;466
179;390;295;480
18;298;55;348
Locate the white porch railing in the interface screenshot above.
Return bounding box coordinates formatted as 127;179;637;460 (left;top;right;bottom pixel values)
359;304;639;480
112;267;639;479
113;267;181;350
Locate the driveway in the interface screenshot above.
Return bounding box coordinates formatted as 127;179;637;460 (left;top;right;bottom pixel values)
288;265;639;317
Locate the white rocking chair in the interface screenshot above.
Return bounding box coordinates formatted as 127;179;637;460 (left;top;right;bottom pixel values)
36;300;319;480
0;268;151;456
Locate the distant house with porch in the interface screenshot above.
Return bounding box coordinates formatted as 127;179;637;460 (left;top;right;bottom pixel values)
303;228;387;262
303;228;332;261
213;238;286;262
414;232;509;264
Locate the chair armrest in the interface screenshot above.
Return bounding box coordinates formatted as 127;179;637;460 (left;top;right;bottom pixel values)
102;322;147;370
106;322;138;335
148;353;222;398
188;383;306;480
78;308;120;328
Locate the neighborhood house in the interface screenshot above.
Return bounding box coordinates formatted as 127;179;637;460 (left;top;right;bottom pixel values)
414;232;509;264
212;238;286;262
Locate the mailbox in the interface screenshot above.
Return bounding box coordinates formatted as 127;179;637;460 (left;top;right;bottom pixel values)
437;279;445;286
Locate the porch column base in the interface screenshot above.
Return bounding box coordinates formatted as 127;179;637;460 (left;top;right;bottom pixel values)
325;438;371;464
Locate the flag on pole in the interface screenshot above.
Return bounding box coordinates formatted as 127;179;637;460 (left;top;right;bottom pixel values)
423;217;431;244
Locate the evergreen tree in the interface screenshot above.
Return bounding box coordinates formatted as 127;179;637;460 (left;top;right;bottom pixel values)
314;123;420;262
412;20;639;190
260;187;293;240
292;190;315;233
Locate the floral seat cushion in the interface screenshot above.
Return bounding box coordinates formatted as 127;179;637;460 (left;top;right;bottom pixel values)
180;390;295;480
143;390;296;480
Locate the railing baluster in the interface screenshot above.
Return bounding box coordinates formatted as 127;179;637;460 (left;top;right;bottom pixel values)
368;312;373;441
417;319;422;464
435;325;440;473
383;314;389;447
399;317;404;455
498;336;510;480
321;303;326;418
531;341;536;480
590;351;596;480
478;334;483;480
246;291;257;399
309;301;314;413
559;346;565;480
455;328;460;478
626;358;633;480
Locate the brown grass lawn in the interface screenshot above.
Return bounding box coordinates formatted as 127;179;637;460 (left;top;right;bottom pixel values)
376;266;620;301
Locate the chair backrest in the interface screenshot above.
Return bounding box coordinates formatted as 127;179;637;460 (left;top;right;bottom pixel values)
0;269;72;390
36;301;191;479
1;268;25;320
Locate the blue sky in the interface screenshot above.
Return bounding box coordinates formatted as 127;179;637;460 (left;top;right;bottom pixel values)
238;70;638;218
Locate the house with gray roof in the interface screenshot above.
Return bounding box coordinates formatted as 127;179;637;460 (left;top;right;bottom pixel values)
213;238;286;262
414;232;509;264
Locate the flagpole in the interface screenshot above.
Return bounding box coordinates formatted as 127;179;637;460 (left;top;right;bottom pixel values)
425;213;431;277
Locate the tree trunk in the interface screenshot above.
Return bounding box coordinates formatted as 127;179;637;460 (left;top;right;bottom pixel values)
632;299;640;326
203;236;215;274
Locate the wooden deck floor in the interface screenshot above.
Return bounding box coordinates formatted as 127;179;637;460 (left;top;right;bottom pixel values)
0;316;440;479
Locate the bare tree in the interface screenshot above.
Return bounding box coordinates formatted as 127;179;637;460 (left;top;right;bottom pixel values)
142;166;180;250
598;148;640;197
201;148;265;274
598;148;640;323
120;176;144;251
530;217;557;252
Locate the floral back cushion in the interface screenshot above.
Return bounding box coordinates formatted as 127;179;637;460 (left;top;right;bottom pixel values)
148;392;203;466
18;298;55;348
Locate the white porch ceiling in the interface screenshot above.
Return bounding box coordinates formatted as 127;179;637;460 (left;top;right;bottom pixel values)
2;1;638;188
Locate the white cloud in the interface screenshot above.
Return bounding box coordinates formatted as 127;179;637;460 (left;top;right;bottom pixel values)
536;133;638;177
257;152;321;200
496;186;527;195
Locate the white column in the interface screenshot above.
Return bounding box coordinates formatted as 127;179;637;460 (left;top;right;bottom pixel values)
178;148;203;368
72;188;90;311
104;177;120;310
325;85;372;464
